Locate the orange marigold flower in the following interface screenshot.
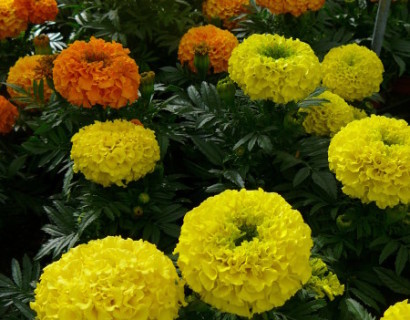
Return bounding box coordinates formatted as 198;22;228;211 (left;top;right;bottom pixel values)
14;0;58;25
130;119;144;126
202;0;249;29
53;37;141;109
178;25;238;74
0;96;19;134
256;0;325;16
7;55;53;106
0;0;27;40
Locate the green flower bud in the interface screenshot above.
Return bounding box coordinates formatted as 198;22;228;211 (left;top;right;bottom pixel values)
138;193;150;204
140;71;155;100
217;77;236;106
194;42;210;80
133;206;144;217
336;214;353;230
33;35;52;55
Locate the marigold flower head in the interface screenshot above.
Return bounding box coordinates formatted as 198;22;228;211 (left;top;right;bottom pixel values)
229;34;321;103
53;37;141;109
305;258;344;301
14;0;58;25
0;96;19;134
322;43;384;101
70;119;160;187
381;299;410;320
202;0;249;29
0;0;27;40
30;236;185;320
328;115;410;209
7;55;53;106
256;0;325;16
299;91;367;137
178;25;238;74
174;188;313;318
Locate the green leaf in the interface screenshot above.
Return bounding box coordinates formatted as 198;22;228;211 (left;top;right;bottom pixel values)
257;135;273;153
11;260;22;288
379;241;399;264
223;170;245;188
311;171;337;199
293;167;311;187
345;298;376;320
191;136;223;166
12;298;35;319
350;288;380;312
395;245;408;276
374;267;410;294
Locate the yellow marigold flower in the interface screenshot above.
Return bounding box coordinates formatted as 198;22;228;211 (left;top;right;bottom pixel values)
328;115;410;209
0;0;27;40
6;55;52;106
305;258;344;301
256;0;325;16
381;299;410;320
0;96;19;134
322;43;384;101
174;188;313;318
14;0;58;25
202;0;248;29
30;236;185;320
70;119;160;187
178;25;238;73
53;37;141;109
228;34;321;103
299;91;367;137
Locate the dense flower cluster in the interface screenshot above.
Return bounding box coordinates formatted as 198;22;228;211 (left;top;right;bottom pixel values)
322;43;384;101
328;115;410;209
305;258;344;301
53;37;141;108
70;120;160;187
174;188;313;318
14;0;58;25
228;34;321;103
0;0;27;40
299;91;367;137
7;55;52;105
178;25;238;73
381;300;410;320
0;96;19;134
256;0;325;16
30;236;185;320
202;0;248;28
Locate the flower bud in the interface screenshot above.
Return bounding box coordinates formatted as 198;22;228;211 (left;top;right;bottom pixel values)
133;206;144;217
217;77;236;106
33;35;52;55
140;71;155;100
138;193;150;204
194;42;210;80
336;214;353;230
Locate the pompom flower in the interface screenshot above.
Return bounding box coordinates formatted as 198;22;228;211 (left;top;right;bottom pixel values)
53;37;141;108
70;119;160;187
0;0;27;40
174;188;313;318
30;236;186;320
328;115;410;209
178;25;238;73
0;96;19;134
381;299;410;320
305;258;344;301
299;91;367;137
256;0;325;16
14;0;58;25
322;43;384;101
228;34;321;103
202;0;249;29
6;55;53;106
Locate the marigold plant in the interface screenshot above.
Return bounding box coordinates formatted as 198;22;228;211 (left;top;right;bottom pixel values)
299;91;367;137
228;34;321;103
53;37;141;108
0;96;19;134
174;188;313;318
305;258;344;301
202;0;249;29
14;0;58;25
256;0;325;16
0;0;27;40
70;119;160;187
178;25;238;73
381;299;410;320
322;43;384;101
328;115;410;209
6;55;53;105
30;236;186;320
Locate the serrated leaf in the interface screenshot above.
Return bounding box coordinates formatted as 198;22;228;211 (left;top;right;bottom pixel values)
395;245;408;275
223;170;245;188
374;267;410;294
12;298;35;319
191;136;223;166
11;260;22;288
345;298;376;320
312;171;337;199
293;167;311;187
350;288;380;312
379;241;399;264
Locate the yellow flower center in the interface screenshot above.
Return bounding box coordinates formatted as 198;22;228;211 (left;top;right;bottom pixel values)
234;223;258;246
260;44;293;59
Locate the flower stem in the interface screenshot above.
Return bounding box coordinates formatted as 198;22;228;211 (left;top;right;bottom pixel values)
371;0;392;56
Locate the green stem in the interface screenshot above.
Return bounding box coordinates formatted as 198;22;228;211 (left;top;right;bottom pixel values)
371;0;392;56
